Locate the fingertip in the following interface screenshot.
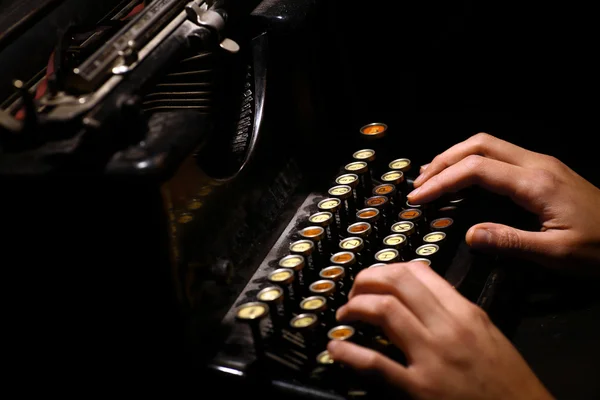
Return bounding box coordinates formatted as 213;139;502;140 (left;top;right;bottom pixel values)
466;226;493;247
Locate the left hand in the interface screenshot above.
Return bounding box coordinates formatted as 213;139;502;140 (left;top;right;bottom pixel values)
327;261;553;400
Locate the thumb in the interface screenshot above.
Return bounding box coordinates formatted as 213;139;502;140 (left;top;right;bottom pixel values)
466;222;555;262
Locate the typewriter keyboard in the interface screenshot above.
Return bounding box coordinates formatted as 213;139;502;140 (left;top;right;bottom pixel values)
209;123;492;399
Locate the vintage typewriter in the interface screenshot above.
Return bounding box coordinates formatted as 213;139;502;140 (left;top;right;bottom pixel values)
203;121;529;399
0;0;530;394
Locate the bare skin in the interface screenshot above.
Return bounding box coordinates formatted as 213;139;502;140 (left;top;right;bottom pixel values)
328;262;553;400
410;132;600;274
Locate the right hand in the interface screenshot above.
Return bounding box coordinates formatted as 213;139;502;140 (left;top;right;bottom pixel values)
407;132;600;274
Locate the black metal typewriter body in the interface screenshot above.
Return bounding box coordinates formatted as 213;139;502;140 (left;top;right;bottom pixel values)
2;0;598;398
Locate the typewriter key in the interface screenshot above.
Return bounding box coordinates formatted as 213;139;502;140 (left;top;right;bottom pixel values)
327;325;356;341
289;240;315;276
430;217;454;232
290;313;321;349
365;195;391;226
257;286;285;326
268;268;296;301
279;254;306;287
299;226;327;261
399;208;424;235
320;265;349;296
381;170;407;200
330;251;357;277
301;295;328;313
423;231;446;245
411;257;432;266
369;263;387;268
316;350;335;365
391;221;415;236
329;185;356;222
415;244;441;271
318;198;345;234
382;233;407;254
353;149;376;163
374;248;400;264
356;207;384;240
437;205;458;218
236;301;269;357
309;211;338;244
309;280;338;307
360;122;387;140
345;161;372;195
336;173;360;202
339;237;366;267
389;158;412;173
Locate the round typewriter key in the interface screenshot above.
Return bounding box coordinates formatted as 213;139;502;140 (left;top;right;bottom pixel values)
415;244;440;267
318;198;341;213
381;171;405;186
279;254;306;286
327;325;356;341
335;173;359;188
399;208;424;234
356;207;384;240
430;217;454;232
347;222;373;243
423;231;446;244
317;350;335;365
374;248;400;263
300;296;328;313
291;313;319;329
309;279;337;299
236;301;269;321
339;236;364;253
257;286;285;324
360;122;387;139
318;198;345;235
369;263;387;268
268;268;295;300
309;211;338;244
383;233;407;250
236;301;269;357
437;205;458;218
330;251;356;271
336;173;360;206
365;195;388;209
279;254;305;271
320;266;346;282
299;226;326;258
391;221;415;235
389;158;412;173
257;286;284;303
289;241;314;274
411;257;432;266
353;149;376;162
373;183;396;197
329;184;356;219
345;161;368;174
345;161;372;195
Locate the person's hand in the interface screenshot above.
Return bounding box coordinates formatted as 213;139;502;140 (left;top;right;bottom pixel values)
408;132;600;274
327;262;553;400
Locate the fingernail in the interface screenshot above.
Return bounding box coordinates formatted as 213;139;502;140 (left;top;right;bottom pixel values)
471;228;493;246
407;187;421;198
336;306;346;321
420;163;429;172
413;175;423;186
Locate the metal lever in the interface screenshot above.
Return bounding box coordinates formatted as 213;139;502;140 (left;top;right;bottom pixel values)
185;2;240;53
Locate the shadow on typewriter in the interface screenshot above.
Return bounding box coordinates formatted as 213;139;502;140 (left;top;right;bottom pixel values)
204;126;538;399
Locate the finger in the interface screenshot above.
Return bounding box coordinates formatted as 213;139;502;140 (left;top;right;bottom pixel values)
348;263;451;327
466;222;567;263
327;341;415;392
419;163;430;174
407;156;545;215
413;132;535;187
336;294;428;351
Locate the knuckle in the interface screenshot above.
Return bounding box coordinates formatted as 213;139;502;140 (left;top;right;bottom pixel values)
470;132;492;152
529;168;559;197
390;263;412;281
377;295;396;312
463;154;485;172
362;351;381;371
